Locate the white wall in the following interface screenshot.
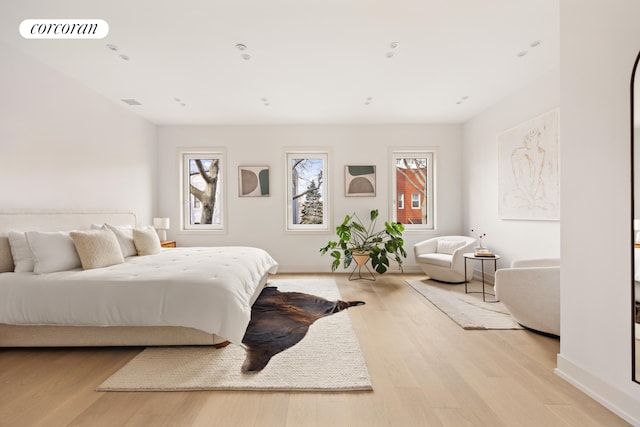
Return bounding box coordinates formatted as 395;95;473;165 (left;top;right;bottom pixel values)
0;41;157;223
156;124;463;272
555;0;640;424
462;69;561;271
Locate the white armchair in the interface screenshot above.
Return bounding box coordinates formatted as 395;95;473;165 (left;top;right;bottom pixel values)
413;236;476;283
494;258;560;337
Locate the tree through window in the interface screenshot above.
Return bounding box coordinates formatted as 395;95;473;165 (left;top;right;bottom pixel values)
287;152;329;231
182;152;224;230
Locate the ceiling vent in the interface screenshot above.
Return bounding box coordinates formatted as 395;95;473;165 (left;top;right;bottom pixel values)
121;98;142;106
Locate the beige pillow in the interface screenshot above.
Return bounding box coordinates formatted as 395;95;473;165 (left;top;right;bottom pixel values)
133;227;161;256
70;229;125;270
0;236;15;273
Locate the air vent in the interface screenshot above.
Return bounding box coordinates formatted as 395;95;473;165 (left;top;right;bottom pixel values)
121;98;141;106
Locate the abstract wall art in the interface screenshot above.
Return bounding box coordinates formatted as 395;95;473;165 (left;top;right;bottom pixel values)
345;165;376;197
238;166;270;197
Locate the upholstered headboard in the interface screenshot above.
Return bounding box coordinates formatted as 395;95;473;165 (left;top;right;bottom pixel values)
0;210;137;273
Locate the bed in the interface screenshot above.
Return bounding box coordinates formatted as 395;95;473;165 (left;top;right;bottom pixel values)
0;210;278;347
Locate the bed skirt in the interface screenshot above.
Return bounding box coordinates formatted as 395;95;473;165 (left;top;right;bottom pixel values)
0;324;224;347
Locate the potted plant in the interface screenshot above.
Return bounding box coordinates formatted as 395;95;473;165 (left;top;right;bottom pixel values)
320;209;407;274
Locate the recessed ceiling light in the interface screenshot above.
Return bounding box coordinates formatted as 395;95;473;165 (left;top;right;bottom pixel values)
530;40;542;48
119;54;130;61
121;98;141;106
516;50;528;57
236;43;247;51
462;96;469;100
106;44;118;51
366;97;373;101
174;97;181;102
390;41;400;49
241;53;251;60
385;52;394;58
180;103;186;107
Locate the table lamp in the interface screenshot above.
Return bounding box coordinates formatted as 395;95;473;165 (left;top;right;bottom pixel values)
153;217;170;242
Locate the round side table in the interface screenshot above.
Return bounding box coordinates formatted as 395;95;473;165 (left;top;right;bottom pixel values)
463;253;501;302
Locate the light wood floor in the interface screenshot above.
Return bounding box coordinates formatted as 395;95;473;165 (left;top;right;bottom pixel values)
0;273;629;427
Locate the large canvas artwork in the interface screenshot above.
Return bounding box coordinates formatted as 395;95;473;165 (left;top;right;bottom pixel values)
238;166;270;197
498;109;559;220
345;165;376;197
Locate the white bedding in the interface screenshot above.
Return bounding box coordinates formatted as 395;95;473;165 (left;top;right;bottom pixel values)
0;247;278;344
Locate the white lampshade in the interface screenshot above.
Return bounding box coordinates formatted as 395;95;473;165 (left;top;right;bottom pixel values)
153;217;170;242
153;217;170;230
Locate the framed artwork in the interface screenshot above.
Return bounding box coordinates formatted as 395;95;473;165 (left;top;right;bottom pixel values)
238;166;270;197
498;109;559;220
345;165;376;197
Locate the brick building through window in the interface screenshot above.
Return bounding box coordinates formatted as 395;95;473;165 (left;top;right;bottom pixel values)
395;167;425;224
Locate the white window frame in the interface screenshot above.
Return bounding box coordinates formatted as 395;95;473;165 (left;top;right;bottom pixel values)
285;150;330;232
391;149;435;230
180;149;226;232
398;192;405;209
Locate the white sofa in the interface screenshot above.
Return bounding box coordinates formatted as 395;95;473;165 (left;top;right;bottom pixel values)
494;258;560;337
413;236;476;283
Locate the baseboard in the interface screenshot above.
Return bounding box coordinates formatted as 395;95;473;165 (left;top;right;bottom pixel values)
275;264;422;274
555;354;640;426
472;269;495;285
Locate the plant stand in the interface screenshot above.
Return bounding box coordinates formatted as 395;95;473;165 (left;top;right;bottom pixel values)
349;253;376;281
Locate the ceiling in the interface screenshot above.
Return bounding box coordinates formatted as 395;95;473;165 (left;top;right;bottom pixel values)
0;0;560;126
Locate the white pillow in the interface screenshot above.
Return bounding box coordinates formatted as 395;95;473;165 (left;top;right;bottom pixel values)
133;226;161;256
436;239;465;255
26;231;82;274
8;231;35;272
103;223;137;257
70;229;125;270
0;236;15;273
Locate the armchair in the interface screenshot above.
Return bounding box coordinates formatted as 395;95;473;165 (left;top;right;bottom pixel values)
494;258;560;337
413;236;476;283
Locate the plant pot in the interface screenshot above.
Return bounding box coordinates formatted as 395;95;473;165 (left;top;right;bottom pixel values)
352;251;371;266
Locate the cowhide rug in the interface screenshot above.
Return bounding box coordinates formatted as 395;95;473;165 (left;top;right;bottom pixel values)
241;286;365;373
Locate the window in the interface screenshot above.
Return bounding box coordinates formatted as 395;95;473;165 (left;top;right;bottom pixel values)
286;151;329;231
411;193;420;209
182;151;225;231
392;151;434;229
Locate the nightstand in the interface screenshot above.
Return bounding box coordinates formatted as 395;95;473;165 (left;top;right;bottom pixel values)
161;241;176;248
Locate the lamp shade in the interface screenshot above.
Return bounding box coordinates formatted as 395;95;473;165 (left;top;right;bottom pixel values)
153;217;170;230
634;219;640;231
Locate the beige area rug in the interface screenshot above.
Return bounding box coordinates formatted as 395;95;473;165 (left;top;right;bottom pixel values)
97;278;372;392
406;279;523;330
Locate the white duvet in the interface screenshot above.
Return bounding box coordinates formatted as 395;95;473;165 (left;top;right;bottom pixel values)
0;247;278;344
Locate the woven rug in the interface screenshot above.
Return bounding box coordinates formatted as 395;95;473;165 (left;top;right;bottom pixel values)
97;278;372;392
406;279;523;330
